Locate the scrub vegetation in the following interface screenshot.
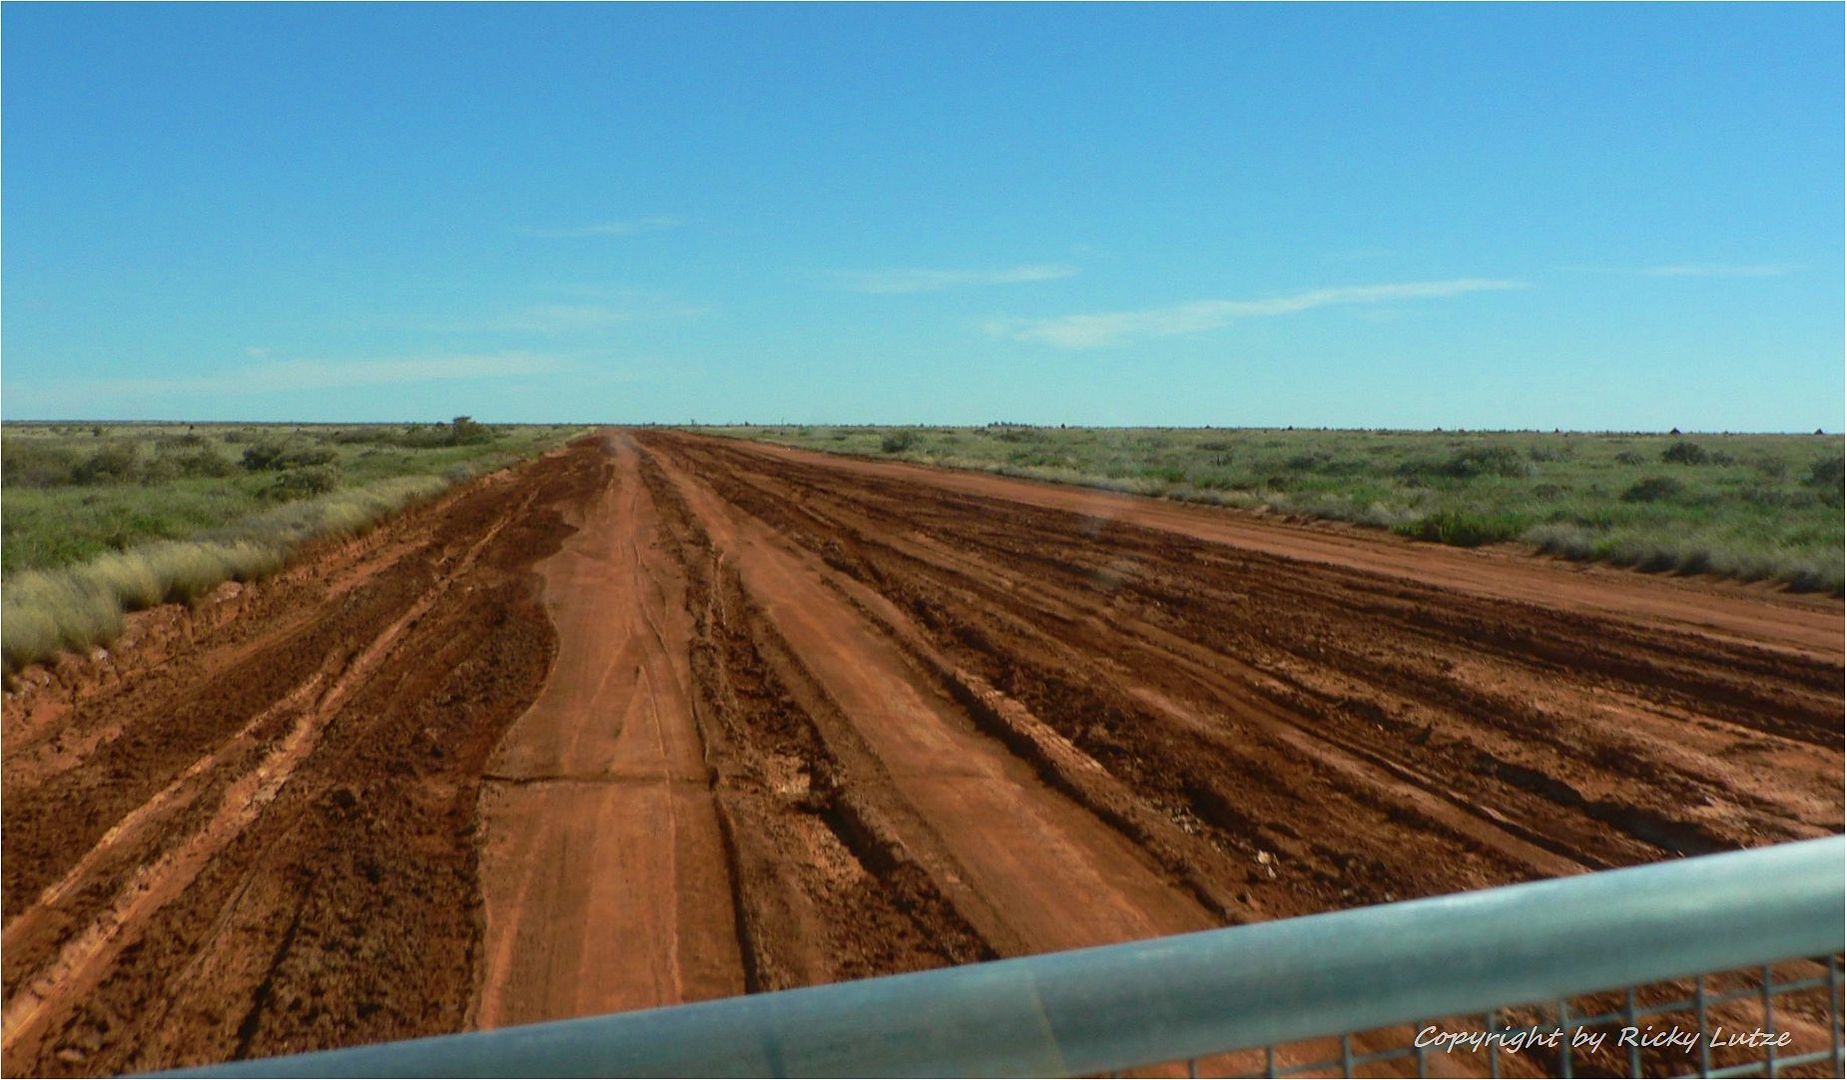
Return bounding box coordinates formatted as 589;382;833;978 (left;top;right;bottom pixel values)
2;419;582;669
703;425;1845;595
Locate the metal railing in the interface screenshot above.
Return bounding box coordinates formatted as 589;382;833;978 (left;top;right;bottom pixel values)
160;836;1844;1078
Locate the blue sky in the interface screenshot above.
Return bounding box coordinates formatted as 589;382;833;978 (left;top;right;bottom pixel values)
4;3;1841;430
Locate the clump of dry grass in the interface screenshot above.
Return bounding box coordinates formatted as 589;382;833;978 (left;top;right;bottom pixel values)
2;474;458;672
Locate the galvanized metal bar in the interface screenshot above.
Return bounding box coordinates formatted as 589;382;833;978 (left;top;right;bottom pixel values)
156;836;1845;1080
1553;999;1572;1079
1695;973;1713;1078
1760;965;1778;1078
1625;987;1643;1078
1828;956;1842;1075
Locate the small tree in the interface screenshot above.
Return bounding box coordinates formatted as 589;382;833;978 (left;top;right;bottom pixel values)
241;442;288;471
450;416;491;445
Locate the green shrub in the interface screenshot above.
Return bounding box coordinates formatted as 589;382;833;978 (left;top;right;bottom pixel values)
1750;456;1791;482
1524;523;1596;560
450;415;494;445
2;443;81;487
275;446;337;469
138;456;183;483
1443;446;1533;478
1397;446;1532;482
263;466;341;501
1395;510;1519;547
880;431;918;454
1661;441;1709;465
172;448;236;477
241;442;288;471
1621;476;1685;503
73;442;143;484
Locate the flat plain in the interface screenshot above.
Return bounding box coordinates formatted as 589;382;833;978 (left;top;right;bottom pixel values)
703;425;1845;593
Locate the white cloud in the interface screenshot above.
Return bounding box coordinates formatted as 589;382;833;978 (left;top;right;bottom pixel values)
12;353;572;409
468;292;711;334
521;216;682;239
842;264;1079;295
989;279;1526;349
479;304;631;333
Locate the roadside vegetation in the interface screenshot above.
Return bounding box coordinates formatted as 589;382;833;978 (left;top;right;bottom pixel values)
2;418;583;670
702;425;1845;596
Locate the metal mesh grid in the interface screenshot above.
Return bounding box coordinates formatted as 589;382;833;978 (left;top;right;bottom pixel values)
1131;955;1845;1079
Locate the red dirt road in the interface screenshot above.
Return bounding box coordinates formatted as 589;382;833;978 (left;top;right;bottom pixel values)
3;430;1840;1075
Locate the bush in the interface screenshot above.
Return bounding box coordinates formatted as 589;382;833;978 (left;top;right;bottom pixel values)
1398;447;1533;483
0;539;289;670
138;456;183;483
1445;446;1532;478
1806;455;1844;490
1750;457;1791;482
1621;476;1685;503
172;448;236;478
1395;509;1520;547
880;431;918;454
263;466;341;501
450;415;493;445
1524;523;1596;560
241;442;288;471
73;442;143;484
1614;450;1647;466
1661;441;1709;465
275;446;337;469
2;443;81;487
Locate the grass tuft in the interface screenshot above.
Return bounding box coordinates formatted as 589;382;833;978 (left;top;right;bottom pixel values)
1;423;583;672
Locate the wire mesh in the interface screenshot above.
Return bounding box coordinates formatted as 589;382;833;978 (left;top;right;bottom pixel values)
1150;955;1845;1079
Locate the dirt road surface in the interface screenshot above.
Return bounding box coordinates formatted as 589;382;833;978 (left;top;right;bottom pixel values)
4;430;1839;1076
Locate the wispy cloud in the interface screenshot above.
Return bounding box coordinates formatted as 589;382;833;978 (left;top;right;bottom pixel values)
520;215;682;239
467;291;711;334
842;263;1079;295
988;278;1526;349
1564;262;1798;279
11;353;572;408
482;304;631;333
